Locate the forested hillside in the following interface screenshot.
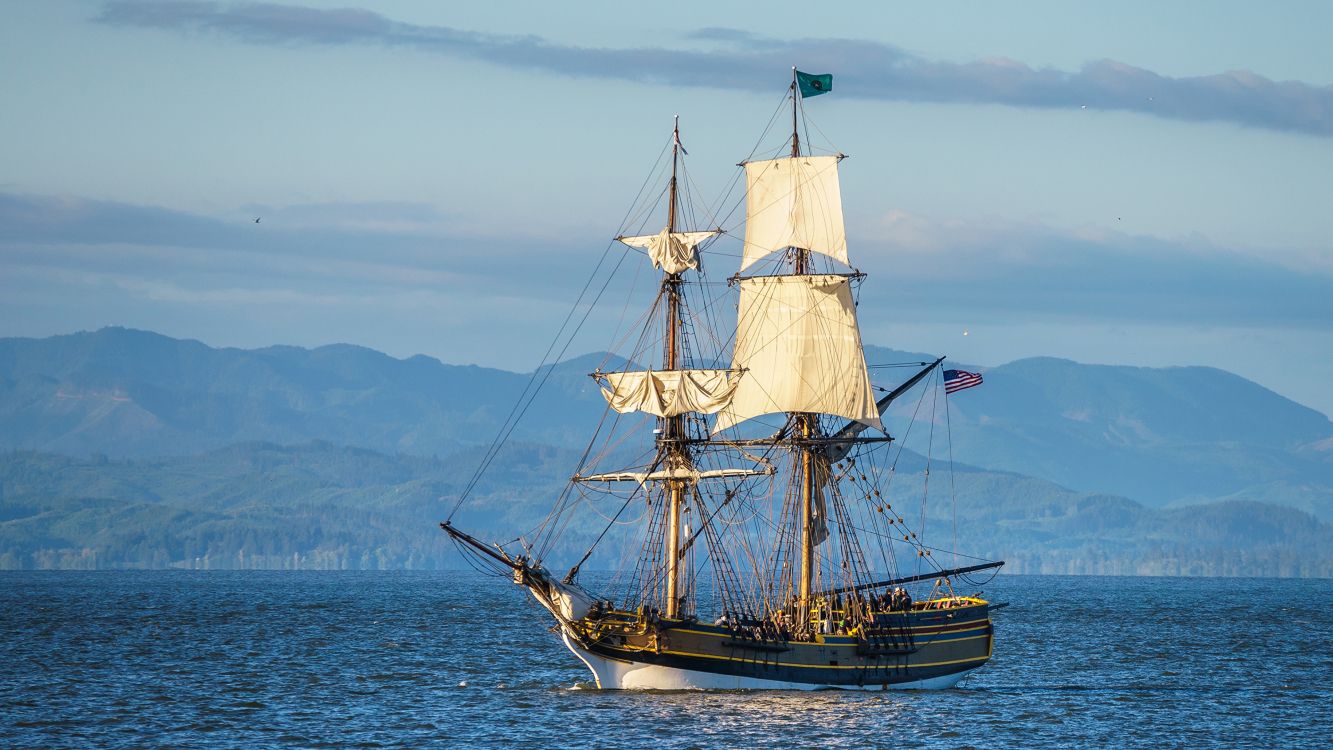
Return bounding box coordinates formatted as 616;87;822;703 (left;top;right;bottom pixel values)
2;329;1330;575
3;443;1328;576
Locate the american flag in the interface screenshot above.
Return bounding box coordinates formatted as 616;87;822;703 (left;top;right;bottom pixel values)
943;369;983;394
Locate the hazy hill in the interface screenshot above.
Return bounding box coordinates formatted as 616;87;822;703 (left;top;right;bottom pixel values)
0;327;611;458
0;441;570;570
936;356;1333;507
2;329;1331;522
861;345;1333;514
3;443;1328;576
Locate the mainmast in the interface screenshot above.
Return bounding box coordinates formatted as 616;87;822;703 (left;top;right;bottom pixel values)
790;68;817;620
662;115;687;619
790;67;801;161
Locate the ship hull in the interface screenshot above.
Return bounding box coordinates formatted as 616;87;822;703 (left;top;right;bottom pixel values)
556;602;993;691
563;632;979;690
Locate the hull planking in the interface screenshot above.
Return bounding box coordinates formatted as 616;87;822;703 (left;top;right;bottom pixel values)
545;592;993;690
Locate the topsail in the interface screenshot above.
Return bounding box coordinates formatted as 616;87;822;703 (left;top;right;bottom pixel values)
741;156;847;272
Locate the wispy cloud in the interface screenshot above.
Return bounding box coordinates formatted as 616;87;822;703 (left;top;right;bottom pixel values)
5;190;1332;335
0;191;585;365
0;192;566;292
6;189;1333;400
858;210;1333;329
95;1;1333;137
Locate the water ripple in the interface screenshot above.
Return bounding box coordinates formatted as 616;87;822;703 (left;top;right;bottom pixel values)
1;571;1328;748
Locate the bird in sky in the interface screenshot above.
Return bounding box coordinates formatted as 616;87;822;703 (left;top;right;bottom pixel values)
254;217;261;223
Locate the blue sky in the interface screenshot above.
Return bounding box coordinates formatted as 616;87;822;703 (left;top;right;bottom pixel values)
3;1;1332;416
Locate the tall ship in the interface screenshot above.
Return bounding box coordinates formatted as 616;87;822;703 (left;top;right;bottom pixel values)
444;71;1004;690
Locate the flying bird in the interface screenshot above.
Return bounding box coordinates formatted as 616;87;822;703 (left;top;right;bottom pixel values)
254;217;261;223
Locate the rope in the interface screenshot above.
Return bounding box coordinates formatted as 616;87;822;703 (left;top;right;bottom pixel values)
446;135;674;522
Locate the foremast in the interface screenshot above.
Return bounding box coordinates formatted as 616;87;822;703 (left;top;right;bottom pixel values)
585;118;754;619
662;116;687;619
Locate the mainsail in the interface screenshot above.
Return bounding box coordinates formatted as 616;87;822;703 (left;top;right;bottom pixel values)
598;369;738;417
713;274;881;433
741;156;847;272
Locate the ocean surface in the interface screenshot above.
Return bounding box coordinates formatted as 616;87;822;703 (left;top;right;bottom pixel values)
3;571;1329;749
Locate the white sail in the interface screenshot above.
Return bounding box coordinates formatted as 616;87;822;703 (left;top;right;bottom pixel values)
600;369;739;418
618;230;719;274
741;156;847;272
713;274;880;433
577;465;774;483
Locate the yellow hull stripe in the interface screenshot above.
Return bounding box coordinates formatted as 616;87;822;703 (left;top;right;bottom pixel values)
664;617;990;641
600;633;993;669
655;622;990;642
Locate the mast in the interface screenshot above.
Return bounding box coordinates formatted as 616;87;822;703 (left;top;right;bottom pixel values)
722;69;877;624
790;67;801;161
799;411;815;614
790;68;817;621
586;122;742;614
663;115;686;618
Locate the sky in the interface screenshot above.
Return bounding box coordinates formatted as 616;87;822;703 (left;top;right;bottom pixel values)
3;1;1333;416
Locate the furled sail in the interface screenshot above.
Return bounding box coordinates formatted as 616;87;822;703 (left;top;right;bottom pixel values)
618;230;719;274
599;369;739;418
577;465;774;484
741;156;847;272
713;274;880;433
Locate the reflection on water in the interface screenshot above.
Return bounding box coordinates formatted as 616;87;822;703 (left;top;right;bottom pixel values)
2;571;1329;748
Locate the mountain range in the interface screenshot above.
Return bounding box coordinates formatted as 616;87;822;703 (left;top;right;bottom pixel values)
1;327;1330;574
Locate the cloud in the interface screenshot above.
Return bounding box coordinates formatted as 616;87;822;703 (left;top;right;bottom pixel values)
857;210;1333;330
238;201;458;233
0;191;599;366
0;192;573;292
6;189;1333;399
95;1;1333;138
0;191;669;365
5;190;1332;340
108;276;357;306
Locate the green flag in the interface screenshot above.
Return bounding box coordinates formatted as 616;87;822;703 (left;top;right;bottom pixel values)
796;70;832;98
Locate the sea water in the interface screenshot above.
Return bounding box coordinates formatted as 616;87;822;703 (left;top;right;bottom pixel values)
3;571;1329;748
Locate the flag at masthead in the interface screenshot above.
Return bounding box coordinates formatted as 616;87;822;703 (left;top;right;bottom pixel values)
796;70;833;98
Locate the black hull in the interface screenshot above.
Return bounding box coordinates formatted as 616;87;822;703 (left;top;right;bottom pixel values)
561;602;993;689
